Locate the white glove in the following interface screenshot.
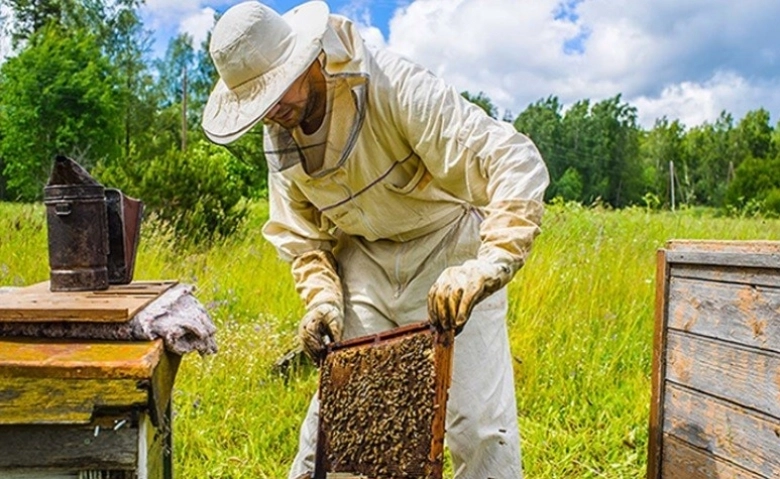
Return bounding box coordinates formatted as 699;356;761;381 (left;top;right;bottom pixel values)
427;259;512;333
298;302;344;363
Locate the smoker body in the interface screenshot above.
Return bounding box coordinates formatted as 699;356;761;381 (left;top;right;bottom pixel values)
44;156;143;292
44;183;110;291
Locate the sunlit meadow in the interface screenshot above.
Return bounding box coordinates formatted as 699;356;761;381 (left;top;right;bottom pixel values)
2;200;779;478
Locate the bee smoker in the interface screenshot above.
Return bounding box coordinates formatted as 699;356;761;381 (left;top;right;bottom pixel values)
43;156;143;292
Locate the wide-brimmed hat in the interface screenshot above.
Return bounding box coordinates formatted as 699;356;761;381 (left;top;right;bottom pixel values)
202;1;329;145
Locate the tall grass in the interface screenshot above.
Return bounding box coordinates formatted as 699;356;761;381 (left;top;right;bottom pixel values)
2;201;779;478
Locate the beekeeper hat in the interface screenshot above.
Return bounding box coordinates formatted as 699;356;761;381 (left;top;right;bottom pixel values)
201;1;329;144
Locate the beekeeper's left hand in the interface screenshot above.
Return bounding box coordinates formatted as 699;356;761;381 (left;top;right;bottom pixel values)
427;259;511;333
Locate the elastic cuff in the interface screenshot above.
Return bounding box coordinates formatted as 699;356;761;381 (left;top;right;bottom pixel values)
307;300;344;314
476;247;520;279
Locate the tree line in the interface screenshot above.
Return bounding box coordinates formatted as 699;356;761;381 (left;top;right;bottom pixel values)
1;1;778;242
513;96;780;215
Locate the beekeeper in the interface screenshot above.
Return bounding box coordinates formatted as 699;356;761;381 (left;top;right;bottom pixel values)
202;1;549;478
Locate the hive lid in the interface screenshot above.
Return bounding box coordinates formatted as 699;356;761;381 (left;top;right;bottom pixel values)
0;280;177;323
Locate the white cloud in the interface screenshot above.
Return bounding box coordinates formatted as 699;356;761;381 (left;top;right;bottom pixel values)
0;33;10;64
383;0;780;127
386;0;596;116
0;4;13;63
143;0;203;19
133;0;780;128
335;0;387;51
634;71;780;128
179;8;217;50
141;1;220;57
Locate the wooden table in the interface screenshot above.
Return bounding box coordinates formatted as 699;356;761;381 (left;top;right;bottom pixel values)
0;282;181;479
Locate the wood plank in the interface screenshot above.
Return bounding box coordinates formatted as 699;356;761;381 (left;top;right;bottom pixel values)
0;470;79;478
661;434;765;479
666;330;780;419
665;240;780;269
0;338;164;380
17;281;173;296
139;412;167;479
663;384;780;477
666;240;780;254
0;423;138;469
148;351;181;428
666;251;780;269
0;376;147;424
648;249;669;479
668;277;780;353
0;281;177;323
671;264;780;288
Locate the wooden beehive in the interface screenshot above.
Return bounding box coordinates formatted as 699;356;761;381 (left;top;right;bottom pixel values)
648;240;780;478
0;281;181;479
0;337;179;479
315;322;454;479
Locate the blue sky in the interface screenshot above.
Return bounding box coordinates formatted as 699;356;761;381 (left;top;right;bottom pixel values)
141;1;397;54
125;0;780;128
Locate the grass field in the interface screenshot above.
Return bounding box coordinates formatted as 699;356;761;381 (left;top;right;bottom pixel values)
2;200;779;478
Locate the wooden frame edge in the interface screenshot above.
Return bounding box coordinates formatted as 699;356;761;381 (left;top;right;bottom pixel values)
429;328;454;478
647;248;669;479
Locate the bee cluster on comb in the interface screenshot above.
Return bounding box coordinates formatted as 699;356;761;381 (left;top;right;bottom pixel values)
316;323;454;479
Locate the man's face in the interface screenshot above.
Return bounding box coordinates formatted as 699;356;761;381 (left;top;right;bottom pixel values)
265;68;313;130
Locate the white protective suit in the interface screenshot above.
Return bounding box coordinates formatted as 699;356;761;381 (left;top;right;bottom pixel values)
261;14;549;479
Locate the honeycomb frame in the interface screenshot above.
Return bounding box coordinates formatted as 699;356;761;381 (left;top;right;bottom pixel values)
315;322;454;479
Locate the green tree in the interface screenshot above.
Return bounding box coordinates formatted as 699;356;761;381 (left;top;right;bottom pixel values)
514;96;563;200
543;95;643;207
640;117;685;207
736;108;773;160
97;139;250;242
681;124;715;204
556;167;583;201
684;112;745;206
772;119;780;156
725;156;780;215
1;0;155;174
588;95;643;207
0;24;121;200
0;0;143;48
153;33;197;152
155;33;196;111
188;25;218;125
106;5;156;159
558;99;596;202
1;0;73;45
219;127;268;198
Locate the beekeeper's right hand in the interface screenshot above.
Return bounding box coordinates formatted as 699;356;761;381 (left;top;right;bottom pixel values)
298;302;344;364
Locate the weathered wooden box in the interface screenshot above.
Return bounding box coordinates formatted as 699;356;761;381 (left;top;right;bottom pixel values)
0;338;179;479
648;240;780;478
0;282;180;479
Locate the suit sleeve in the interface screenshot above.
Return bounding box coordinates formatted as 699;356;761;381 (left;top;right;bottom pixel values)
262;163;344;311
377;50;550;276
